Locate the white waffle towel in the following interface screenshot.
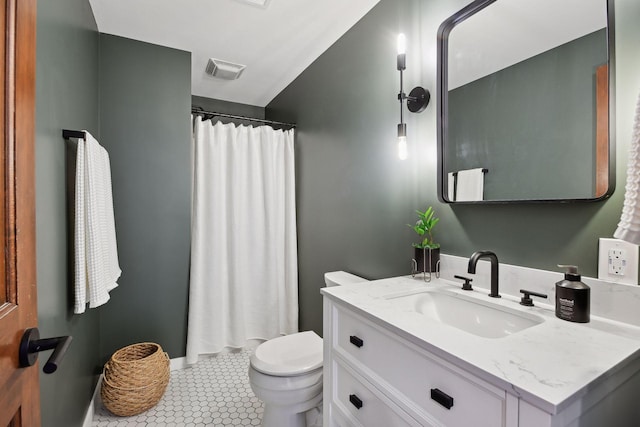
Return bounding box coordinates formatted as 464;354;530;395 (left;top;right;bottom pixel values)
74;131;121;314
614;93;640;244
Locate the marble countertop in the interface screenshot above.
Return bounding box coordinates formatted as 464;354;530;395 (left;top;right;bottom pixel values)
321;275;640;415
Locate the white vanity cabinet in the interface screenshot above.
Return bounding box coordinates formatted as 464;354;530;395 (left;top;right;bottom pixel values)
323;298;516;427
322;283;640;427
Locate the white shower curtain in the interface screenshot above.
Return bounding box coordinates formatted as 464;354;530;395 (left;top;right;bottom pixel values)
186;116;298;365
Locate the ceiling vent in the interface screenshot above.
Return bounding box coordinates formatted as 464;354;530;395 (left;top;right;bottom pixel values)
205;58;246;80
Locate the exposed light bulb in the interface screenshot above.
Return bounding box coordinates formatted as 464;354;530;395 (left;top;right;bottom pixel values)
397;136;408;160
397;33;406;55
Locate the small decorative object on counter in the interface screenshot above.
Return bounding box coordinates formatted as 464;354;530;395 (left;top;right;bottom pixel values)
555;265;590;323
409;206;441;281
101;342;170;416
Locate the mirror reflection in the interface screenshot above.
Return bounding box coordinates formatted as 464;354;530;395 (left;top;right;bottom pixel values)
438;0;613;203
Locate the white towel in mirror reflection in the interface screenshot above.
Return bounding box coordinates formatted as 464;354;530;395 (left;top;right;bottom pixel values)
450;168;485;201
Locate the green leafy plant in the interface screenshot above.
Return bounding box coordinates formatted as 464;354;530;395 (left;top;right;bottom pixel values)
409;206;440;249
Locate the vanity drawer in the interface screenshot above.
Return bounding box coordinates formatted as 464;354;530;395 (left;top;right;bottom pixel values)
333;306;506;427
332;358;425;427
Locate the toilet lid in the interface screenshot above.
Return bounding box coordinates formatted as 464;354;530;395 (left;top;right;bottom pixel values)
251;331;323;376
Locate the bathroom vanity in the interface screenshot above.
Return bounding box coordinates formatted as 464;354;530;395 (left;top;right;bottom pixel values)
321;276;640;426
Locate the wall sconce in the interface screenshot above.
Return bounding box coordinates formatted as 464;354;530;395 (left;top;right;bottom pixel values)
396;33;430;160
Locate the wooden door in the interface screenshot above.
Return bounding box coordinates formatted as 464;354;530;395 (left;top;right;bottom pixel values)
0;0;39;425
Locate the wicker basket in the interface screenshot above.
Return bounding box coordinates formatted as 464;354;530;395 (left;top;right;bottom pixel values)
101;342;170;417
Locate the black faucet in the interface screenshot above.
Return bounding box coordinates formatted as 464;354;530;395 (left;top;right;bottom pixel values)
467;251;501;298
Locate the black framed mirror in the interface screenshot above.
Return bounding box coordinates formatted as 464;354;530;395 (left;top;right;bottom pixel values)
437;0;615;203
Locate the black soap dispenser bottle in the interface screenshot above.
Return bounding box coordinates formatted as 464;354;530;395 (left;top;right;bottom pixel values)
555;265;590;323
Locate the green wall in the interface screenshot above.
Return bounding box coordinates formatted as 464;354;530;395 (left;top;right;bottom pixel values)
97;35;192;361
447;29;607;200
267;0;428;334
35;0;101;425
267;0;640;335
192;95;265;122
36;23;192;424
418;0;639;277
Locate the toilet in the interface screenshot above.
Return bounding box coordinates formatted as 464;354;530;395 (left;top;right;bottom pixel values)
248;271;368;427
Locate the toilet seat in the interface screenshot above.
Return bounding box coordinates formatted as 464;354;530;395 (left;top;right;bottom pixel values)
251;331;323;376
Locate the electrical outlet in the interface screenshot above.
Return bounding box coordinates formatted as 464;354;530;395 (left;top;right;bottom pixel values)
608;248;626;275
599;238;639;285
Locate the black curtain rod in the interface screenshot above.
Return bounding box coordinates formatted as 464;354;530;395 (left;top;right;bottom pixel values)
62;129;86;140
191;108;296;128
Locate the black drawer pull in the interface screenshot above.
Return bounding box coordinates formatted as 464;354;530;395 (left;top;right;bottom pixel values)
349;393;363;409
431;388;454;409
349;335;364;348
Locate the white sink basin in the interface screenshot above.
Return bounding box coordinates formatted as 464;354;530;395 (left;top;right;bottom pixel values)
386;290;544;338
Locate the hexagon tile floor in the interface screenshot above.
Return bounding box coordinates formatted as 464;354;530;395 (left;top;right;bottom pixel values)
93;348;264;426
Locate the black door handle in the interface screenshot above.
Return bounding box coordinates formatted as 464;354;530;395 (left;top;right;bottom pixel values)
19;328;72;374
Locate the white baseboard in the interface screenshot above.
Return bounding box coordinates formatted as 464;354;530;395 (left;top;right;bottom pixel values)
170;356;188;371
83;355;189;426
82;375;102;427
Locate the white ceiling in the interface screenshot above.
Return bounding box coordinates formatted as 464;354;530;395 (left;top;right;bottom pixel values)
89;0;381;107
448;0;607;89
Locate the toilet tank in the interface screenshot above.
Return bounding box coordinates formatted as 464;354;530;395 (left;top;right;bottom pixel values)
324;271;369;287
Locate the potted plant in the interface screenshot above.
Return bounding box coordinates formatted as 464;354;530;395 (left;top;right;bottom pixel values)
409;206;440;273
